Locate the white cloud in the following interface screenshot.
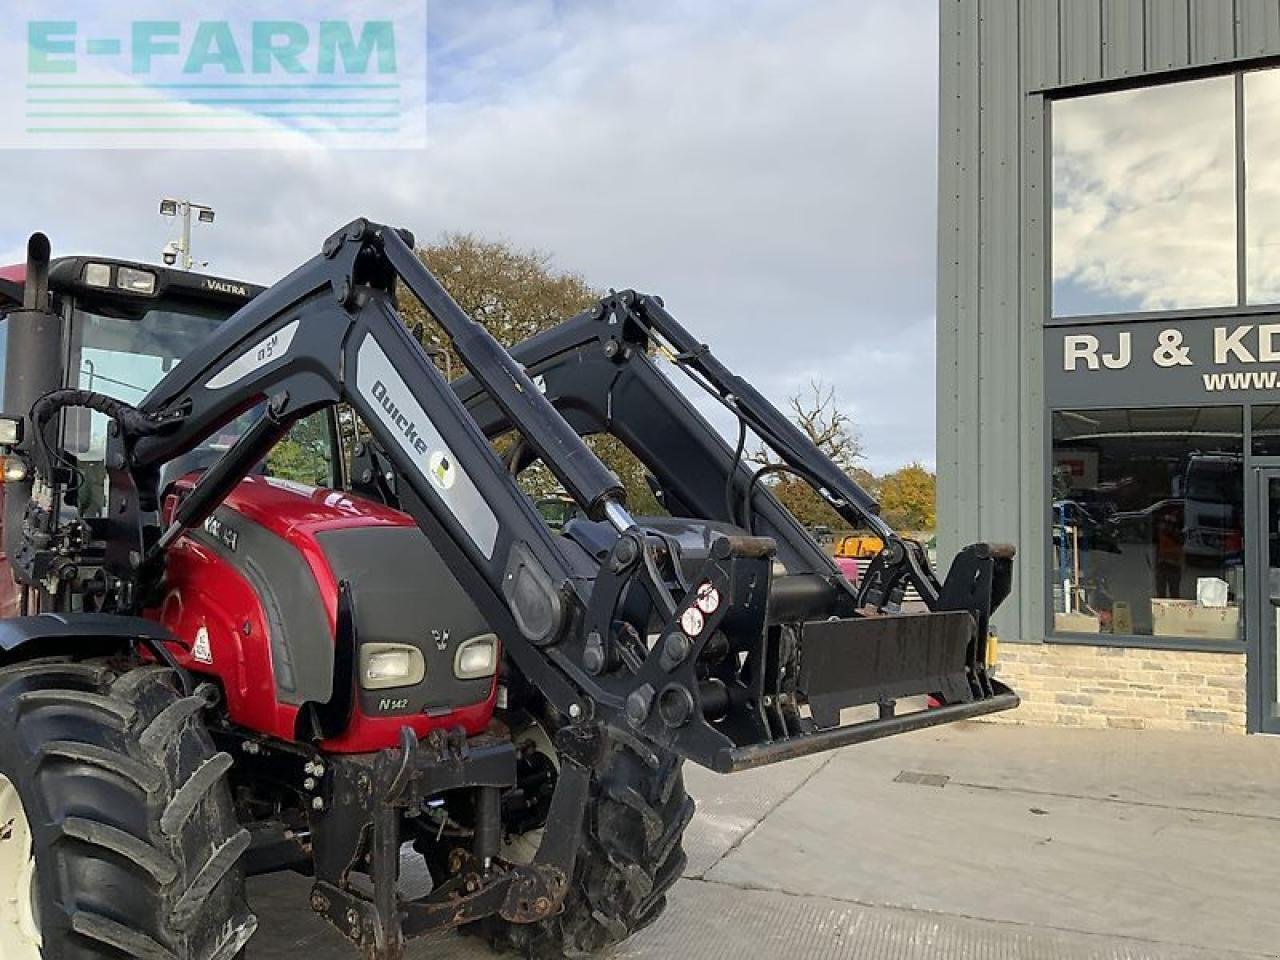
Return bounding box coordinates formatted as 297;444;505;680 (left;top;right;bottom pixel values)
1052;75;1238;314
0;0;939;471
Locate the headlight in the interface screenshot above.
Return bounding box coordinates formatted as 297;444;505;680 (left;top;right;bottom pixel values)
83;262;111;288
0;456;27;483
117;266;157;295
454;634;498;679
358;643;425;690
0;416;23;446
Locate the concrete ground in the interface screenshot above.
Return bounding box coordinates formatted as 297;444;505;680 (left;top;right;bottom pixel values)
246;722;1280;959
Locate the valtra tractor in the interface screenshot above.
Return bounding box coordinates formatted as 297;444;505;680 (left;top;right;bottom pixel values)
0;222;1016;960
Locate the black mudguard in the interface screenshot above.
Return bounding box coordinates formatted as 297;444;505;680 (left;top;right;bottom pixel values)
0;613;190;691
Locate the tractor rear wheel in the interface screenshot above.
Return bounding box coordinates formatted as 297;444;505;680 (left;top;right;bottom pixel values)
0;659;256;960
478;722;694;959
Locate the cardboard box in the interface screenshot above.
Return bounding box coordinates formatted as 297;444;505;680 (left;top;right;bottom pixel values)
1150;599;1240;640
1111;600;1133;635
1054;611;1100;634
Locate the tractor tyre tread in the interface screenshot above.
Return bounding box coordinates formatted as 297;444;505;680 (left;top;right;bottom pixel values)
477;729;694;959
0;658;255;960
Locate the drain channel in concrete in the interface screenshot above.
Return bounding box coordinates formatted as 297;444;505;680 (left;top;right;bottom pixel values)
893;770;950;788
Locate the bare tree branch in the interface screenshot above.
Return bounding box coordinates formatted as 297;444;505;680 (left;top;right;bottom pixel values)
753;378;862;472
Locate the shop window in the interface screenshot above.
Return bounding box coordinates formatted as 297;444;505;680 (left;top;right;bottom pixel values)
1051;406;1243;642
1052;76;1237;317
1246;69;1280;303
1252;404;1280;456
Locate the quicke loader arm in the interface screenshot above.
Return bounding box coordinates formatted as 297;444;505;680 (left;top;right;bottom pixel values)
455;290;971;615
30;218;1015;777
7;219;1019;958
452;287;1020;762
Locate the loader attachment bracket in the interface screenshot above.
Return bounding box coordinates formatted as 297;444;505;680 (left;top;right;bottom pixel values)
797;610;976;727
705;597;1019;774
936;541;1015;687
721;680;1019;771
552;526;1020;776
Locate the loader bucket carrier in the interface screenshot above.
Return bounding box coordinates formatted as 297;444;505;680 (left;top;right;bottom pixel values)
0;220;1016;960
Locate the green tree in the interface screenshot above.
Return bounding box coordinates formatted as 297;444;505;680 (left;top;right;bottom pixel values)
266;412;332;485
398;234;662;513
878;462;936;532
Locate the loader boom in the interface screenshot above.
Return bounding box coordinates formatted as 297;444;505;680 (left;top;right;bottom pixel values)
454;288;1011;636
122;219;616;716
15;219;1017;773
0;219;1019;959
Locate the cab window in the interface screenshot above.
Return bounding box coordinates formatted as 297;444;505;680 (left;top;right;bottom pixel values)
65;303;229;461
65;302;232;516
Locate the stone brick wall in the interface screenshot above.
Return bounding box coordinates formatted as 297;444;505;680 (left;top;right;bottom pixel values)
987;642;1246;733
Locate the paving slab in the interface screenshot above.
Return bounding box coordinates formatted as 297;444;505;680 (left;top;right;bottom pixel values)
867;722;1280;819
247;874;1277;960
617;879;1275;960
704;723;1280;957
245;723;1280;959
682;752;828;876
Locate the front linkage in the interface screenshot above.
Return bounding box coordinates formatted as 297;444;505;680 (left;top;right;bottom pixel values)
307;727;598;956
178;714;595;959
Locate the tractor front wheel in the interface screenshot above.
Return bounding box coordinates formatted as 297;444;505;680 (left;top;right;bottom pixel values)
0;659;256;960
479;722;694;959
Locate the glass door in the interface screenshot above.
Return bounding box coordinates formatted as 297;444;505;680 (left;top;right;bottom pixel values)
1255;471;1280;732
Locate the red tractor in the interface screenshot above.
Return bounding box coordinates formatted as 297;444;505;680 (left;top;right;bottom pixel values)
0;223;1015;960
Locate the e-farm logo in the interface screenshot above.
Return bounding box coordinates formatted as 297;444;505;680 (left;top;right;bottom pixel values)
29;21;398;77
5;2;426;149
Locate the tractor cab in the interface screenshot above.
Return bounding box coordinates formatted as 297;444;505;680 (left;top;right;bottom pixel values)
0;255;262;414
0;249;262;614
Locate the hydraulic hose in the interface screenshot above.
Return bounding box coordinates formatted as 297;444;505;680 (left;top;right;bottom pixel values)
30;389;173;439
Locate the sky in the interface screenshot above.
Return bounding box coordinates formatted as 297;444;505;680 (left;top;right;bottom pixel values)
0;0;941;474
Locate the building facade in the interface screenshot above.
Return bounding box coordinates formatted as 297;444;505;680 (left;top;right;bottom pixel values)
937;0;1280;733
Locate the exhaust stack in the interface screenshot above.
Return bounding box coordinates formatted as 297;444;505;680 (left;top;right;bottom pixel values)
3;233;62;564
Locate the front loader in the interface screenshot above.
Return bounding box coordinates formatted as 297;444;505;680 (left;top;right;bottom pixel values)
0;220;1016;960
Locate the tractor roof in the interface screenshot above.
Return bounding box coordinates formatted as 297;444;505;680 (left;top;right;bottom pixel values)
0;256;264;316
